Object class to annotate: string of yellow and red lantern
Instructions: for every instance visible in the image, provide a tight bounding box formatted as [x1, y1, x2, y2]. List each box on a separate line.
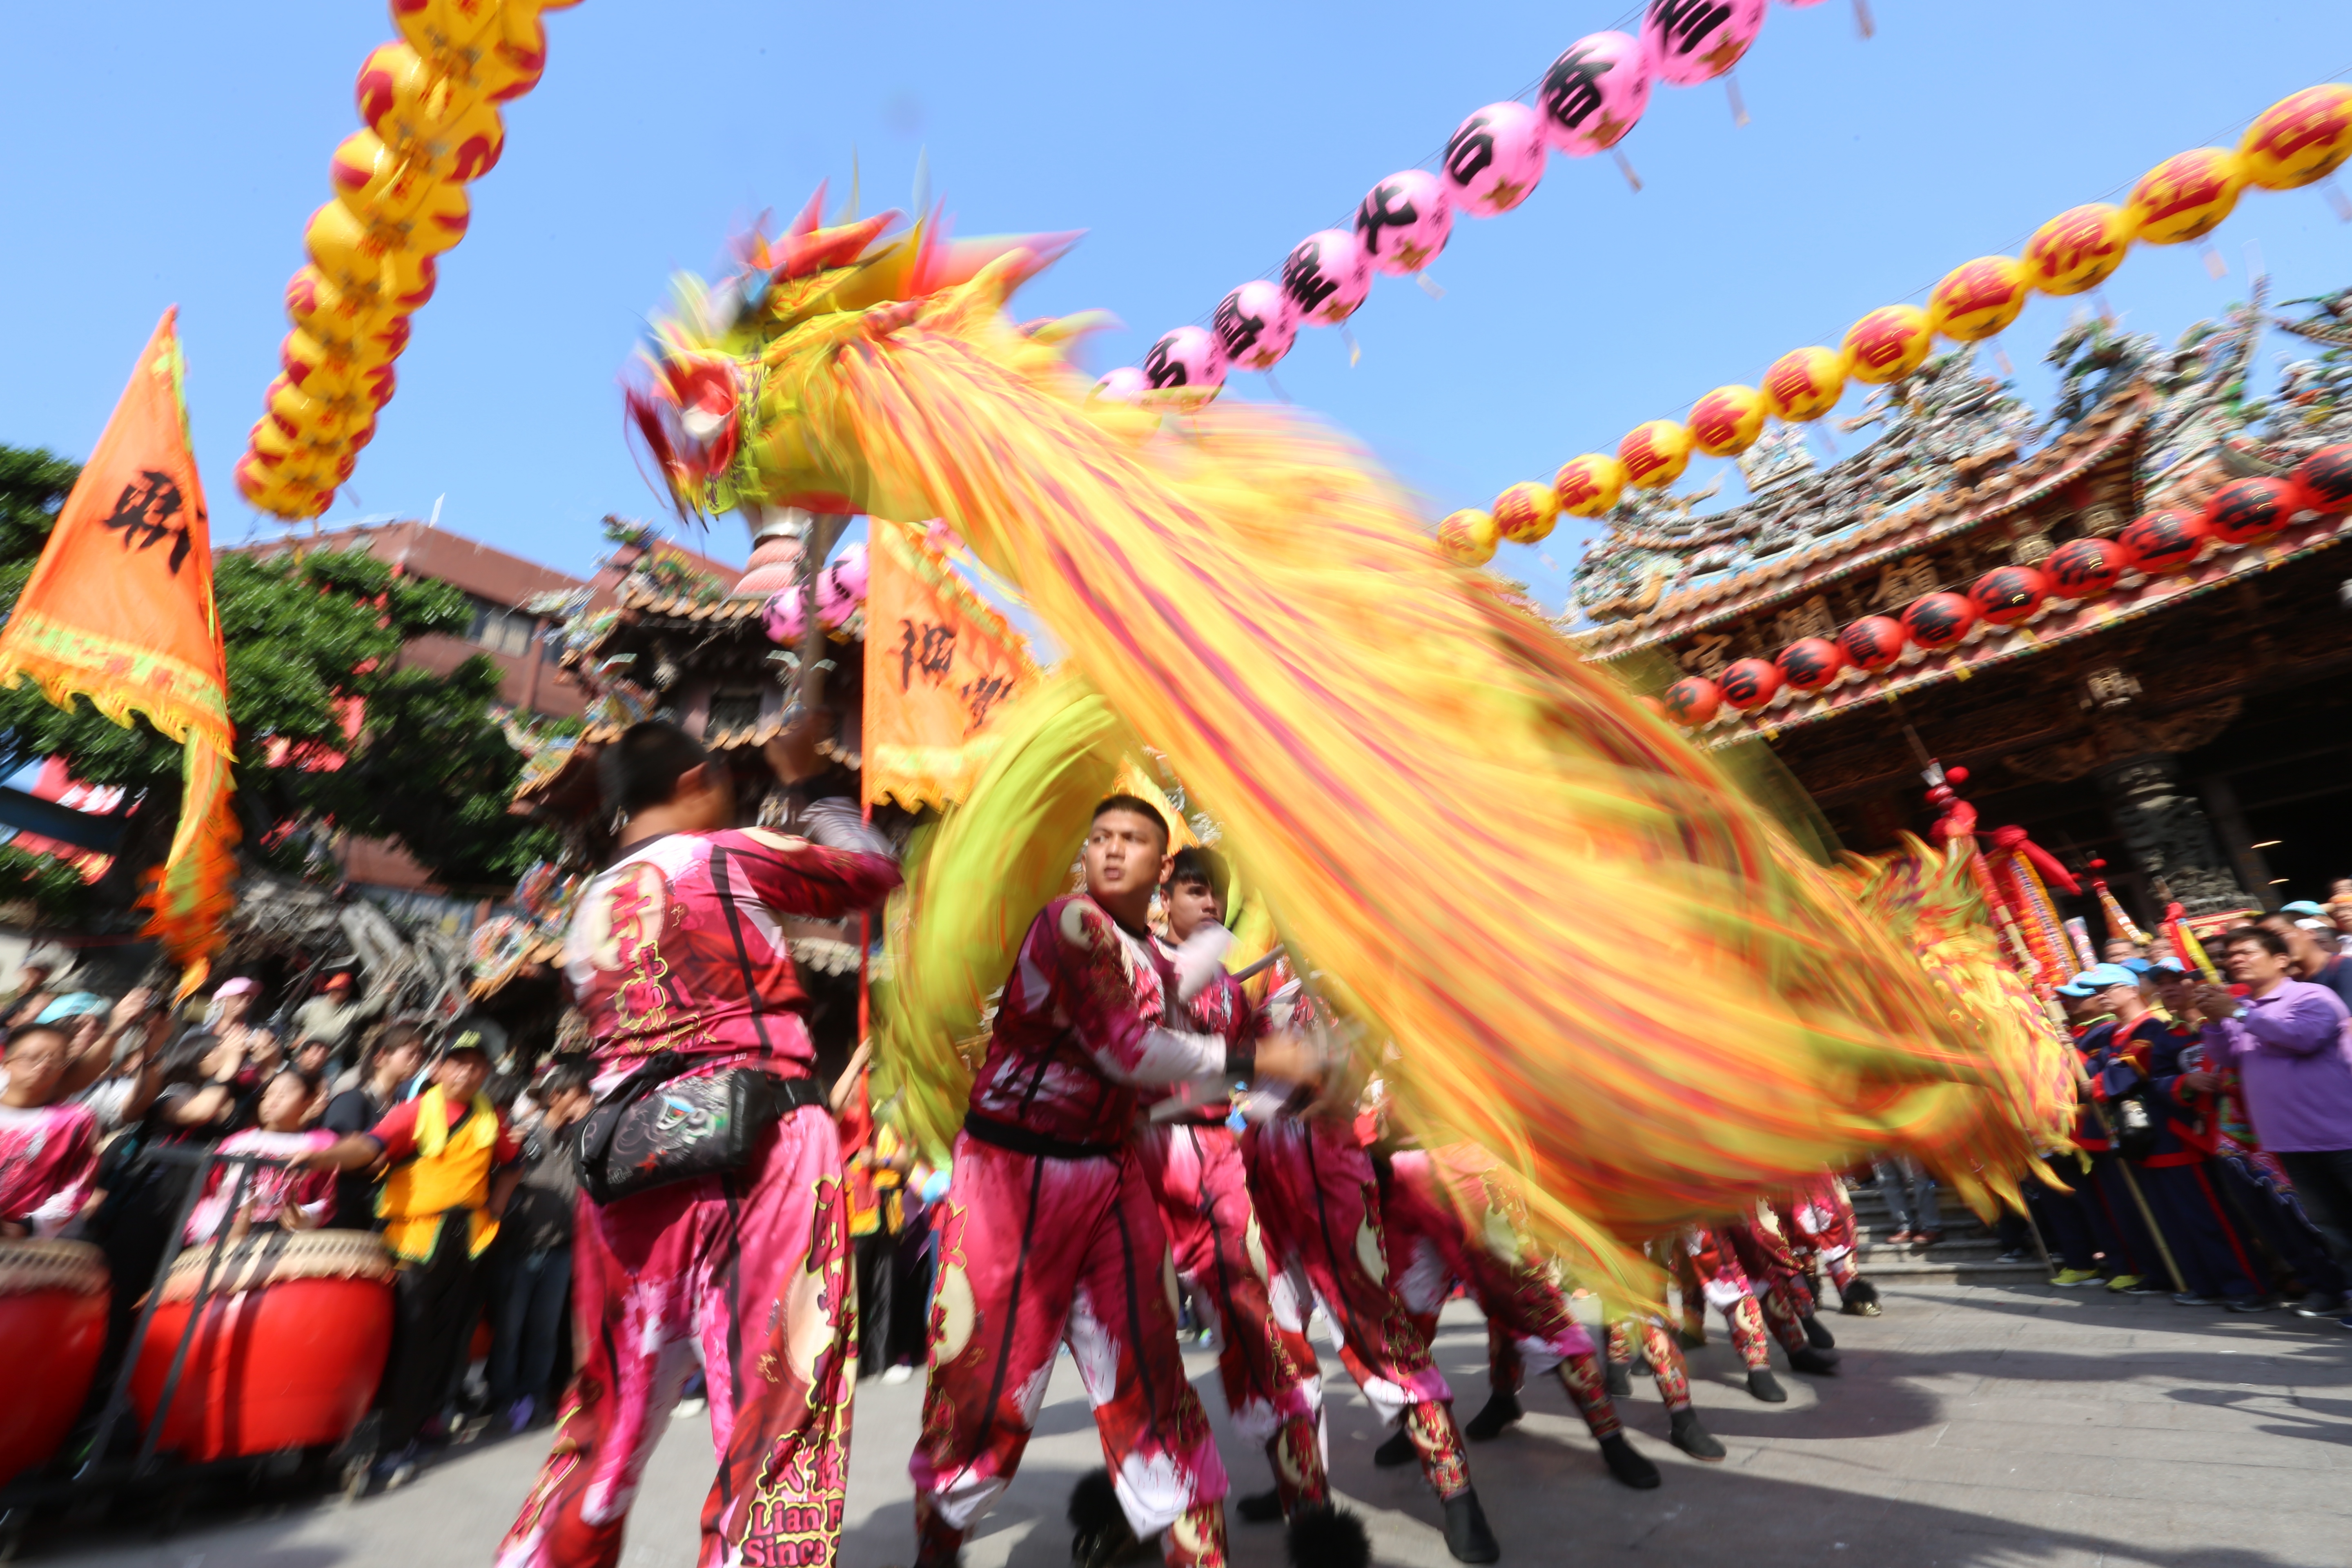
[235, 0, 582, 523]
[1438, 82, 2352, 568]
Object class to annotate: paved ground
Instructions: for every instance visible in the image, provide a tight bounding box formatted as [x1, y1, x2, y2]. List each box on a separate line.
[25, 1281, 2352, 1568]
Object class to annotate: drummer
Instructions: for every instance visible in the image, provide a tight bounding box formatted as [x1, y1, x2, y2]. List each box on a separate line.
[298, 1030, 521, 1487]
[183, 1068, 339, 1247]
[0, 1025, 101, 1238]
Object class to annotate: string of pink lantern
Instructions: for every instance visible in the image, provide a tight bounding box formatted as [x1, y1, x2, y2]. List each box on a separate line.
[1093, 0, 1865, 405]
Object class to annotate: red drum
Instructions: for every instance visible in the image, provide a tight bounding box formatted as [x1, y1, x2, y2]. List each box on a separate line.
[132, 1229, 394, 1461]
[0, 1238, 110, 1486]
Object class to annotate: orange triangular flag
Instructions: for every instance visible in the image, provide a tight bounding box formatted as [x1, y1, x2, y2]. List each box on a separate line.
[0, 309, 238, 983]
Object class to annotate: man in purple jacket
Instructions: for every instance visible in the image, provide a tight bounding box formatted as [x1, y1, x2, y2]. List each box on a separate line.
[2185, 926, 2352, 1329]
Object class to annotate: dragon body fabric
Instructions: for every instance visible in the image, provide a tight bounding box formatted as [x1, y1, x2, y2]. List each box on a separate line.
[632, 201, 2041, 1279]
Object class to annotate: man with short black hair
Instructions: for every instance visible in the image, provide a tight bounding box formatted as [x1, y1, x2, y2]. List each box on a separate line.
[302, 1032, 522, 1483]
[1135, 846, 1344, 1532]
[2258, 911, 2352, 1013]
[2187, 927, 2352, 1329]
[321, 1021, 428, 1232]
[492, 718, 900, 1568]
[911, 795, 1240, 1568]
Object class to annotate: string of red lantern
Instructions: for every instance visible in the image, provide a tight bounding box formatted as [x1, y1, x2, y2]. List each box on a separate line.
[235, 0, 581, 522]
[1440, 82, 2352, 567]
[1656, 444, 2352, 729]
[1093, 0, 1862, 407]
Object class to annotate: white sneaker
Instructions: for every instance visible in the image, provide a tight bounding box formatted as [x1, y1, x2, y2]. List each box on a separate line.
[881, 1364, 914, 1385]
[673, 1396, 708, 1419]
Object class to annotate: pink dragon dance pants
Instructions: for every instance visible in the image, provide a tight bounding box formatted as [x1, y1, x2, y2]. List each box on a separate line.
[1137, 1119, 1330, 1515]
[1381, 1148, 1622, 1441]
[910, 1134, 1228, 1568]
[1778, 1173, 1862, 1297]
[1241, 1120, 1470, 1499]
[1671, 1225, 1791, 1368]
[497, 1104, 855, 1568]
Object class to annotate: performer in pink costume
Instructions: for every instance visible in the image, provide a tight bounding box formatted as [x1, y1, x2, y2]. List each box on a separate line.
[1778, 1171, 1881, 1316]
[910, 796, 1235, 1568]
[1725, 1201, 1846, 1368]
[1241, 966, 1501, 1564]
[497, 721, 900, 1568]
[1669, 1217, 1838, 1405]
[1380, 1143, 1702, 1471]
[0, 1025, 100, 1238]
[1136, 847, 1337, 1539]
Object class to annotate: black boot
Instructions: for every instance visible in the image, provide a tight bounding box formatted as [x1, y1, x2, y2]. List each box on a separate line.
[1788, 1346, 1840, 1376]
[1285, 1502, 1372, 1568]
[1236, 1488, 1284, 1524]
[1839, 1277, 1882, 1317]
[1462, 1390, 1523, 1441]
[1597, 1431, 1661, 1489]
[1372, 1428, 1417, 1468]
[1068, 1468, 1135, 1568]
[1441, 1490, 1501, 1564]
[1746, 1368, 1788, 1403]
[1801, 1314, 1836, 1350]
[1668, 1406, 1726, 1460]
[1603, 1360, 1633, 1399]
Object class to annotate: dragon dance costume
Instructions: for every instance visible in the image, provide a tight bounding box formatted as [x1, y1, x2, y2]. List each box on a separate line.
[499, 815, 900, 1568]
[1237, 969, 1496, 1555]
[1379, 1145, 1678, 1480]
[908, 894, 1231, 1568]
[1134, 951, 1331, 1523]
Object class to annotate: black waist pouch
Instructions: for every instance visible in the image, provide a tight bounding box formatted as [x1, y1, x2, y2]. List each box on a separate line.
[575, 1052, 824, 1205]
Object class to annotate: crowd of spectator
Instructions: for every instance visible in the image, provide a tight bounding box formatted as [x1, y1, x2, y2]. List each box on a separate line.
[2036, 915, 2352, 1328]
[0, 951, 590, 1488]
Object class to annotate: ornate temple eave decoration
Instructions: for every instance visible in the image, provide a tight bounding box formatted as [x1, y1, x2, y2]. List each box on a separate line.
[1577, 391, 2149, 660]
[1686, 510, 2352, 749]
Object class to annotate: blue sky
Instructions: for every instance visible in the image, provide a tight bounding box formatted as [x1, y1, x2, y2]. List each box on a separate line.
[3, 2, 2348, 610]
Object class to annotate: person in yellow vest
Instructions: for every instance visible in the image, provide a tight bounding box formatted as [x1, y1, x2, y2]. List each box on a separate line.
[302, 1027, 521, 1489]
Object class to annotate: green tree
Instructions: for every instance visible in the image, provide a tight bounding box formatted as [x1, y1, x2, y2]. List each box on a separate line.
[0, 442, 555, 919]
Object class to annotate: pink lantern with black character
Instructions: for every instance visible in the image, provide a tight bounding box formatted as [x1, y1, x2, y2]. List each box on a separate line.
[1354, 170, 1452, 276]
[1212, 280, 1299, 372]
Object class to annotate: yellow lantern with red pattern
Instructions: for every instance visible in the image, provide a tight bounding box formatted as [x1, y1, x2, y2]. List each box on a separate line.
[1491, 480, 1560, 544]
[1688, 385, 1766, 457]
[1928, 256, 2030, 342]
[1554, 454, 1626, 518]
[2238, 84, 2352, 191]
[1842, 305, 1933, 385]
[1436, 508, 1500, 564]
[2126, 148, 2247, 244]
[1761, 347, 1847, 423]
[2023, 203, 2136, 296]
[1619, 421, 1693, 490]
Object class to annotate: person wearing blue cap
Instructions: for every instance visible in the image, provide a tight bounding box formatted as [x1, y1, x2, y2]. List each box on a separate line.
[2148, 962, 2349, 1318]
[2046, 971, 2175, 1295]
[2021, 985, 2125, 1286]
[2076, 966, 2264, 1308]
